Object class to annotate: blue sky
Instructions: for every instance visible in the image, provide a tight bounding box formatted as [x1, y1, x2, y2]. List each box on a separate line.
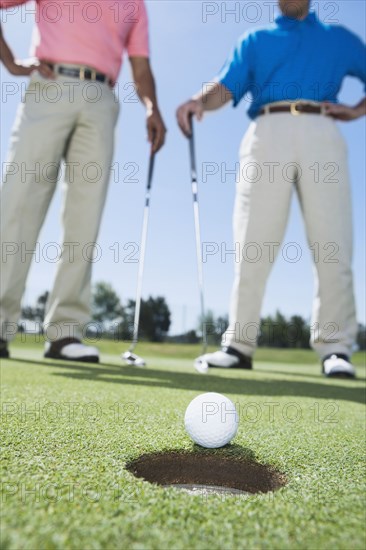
[1, 1, 365, 334]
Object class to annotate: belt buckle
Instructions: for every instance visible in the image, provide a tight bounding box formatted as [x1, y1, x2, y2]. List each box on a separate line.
[80, 67, 85, 81]
[290, 102, 301, 116]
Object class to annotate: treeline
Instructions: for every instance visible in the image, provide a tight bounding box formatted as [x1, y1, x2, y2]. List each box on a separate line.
[92, 282, 170, 342]
[20, 282, 366, 350]
[20, 283, 171, 343]
[171, 310, 366, 351]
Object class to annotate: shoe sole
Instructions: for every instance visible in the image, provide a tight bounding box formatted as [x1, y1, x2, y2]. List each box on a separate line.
[207, 362, 253, 370]
[322, 366, 355, 379]
[323, 372, 355, 379]
[44, 352, 99, 363]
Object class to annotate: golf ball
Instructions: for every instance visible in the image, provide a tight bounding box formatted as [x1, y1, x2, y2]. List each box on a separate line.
[184, 392, 239, 448]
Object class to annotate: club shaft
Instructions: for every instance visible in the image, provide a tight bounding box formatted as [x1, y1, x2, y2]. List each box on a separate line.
[189, 123, 207, 354]
[130, 153, 155, 352]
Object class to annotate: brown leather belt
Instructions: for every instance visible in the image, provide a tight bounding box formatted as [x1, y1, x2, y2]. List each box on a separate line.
[47, 64, 114, 87]
[259, 103, 324, 116]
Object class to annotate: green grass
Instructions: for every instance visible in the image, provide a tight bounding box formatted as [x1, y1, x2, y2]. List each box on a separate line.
[1, 338, 365, 550]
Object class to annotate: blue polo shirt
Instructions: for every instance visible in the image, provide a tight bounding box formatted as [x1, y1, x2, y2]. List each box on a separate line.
[217, 12, 366, 119]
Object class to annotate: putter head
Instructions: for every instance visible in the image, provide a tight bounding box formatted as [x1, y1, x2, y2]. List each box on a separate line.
[194, 356, 209, 374]
[122, 351, 146, 368]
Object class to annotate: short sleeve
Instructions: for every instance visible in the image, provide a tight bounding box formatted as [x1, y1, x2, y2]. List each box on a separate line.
[343, 28, 366, 92]
[216, 33, 253, 107]
[0, 0, 29, 7]
[126, 0, 149, 58]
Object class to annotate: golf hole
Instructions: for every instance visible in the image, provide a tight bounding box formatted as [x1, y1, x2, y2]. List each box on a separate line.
[126, 452, 287, 496]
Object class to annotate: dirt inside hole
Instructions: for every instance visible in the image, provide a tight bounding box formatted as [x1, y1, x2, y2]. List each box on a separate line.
[126, 452, 287, 494]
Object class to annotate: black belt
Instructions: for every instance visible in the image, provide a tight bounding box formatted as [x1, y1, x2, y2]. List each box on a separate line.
[259, 103, 324, 116]
[48, 64, 114, 87]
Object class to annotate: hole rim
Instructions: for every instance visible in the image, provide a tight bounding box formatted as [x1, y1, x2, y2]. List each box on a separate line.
[126, 450, 287, 495]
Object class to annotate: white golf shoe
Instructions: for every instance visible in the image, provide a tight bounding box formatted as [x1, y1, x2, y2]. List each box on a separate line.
[44, 338, 99, 363]
[194, 346, 252, 374]
[322, 354, 356, 378]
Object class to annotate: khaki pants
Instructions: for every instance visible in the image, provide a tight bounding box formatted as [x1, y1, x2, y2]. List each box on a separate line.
[222, 113, 358, 359]
[1, 70, 119, 341]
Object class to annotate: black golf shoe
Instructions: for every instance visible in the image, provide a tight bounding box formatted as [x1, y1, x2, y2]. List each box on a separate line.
[44, 337, 99, 363]
[322, 353, 356, 378]
[0, 339, 9, 359]
[194, 346, 252, 373]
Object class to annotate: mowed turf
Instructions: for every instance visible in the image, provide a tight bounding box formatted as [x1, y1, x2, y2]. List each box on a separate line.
[1, 338, 365, 550]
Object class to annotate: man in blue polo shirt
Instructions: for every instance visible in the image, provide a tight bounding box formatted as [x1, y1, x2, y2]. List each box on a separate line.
[177, 0, 366, 378]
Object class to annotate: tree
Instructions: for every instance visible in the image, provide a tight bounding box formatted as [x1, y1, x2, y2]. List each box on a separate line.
[122, 296, 171, 342]
[21, 291, 49, 321]
[216, 315, 229, 337]
[198, 310, 215, 345]
[92, 282, 123, 322]
[140, 296, 171, 342]
[36, 291, 49, 321]
[357, 324, 366, 351]
[21, 305, 37, 321]
[288, 315, 310, 349]
[184, 330, 200, 344]
[259, 311, 311, 348]
[197, 312, 229, 345]
[259, 315, 275, 347]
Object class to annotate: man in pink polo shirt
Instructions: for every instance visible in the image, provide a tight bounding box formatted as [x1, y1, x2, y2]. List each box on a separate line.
[0, 1, 166, 362]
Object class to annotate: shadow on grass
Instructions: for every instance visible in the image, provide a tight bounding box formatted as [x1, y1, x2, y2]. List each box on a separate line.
[12, 357, 366, 405]
[258, 366, 366, 382]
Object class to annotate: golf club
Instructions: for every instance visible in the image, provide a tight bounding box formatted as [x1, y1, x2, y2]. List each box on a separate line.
[122, 149, 156, 367]
[189, 120, 208, 363]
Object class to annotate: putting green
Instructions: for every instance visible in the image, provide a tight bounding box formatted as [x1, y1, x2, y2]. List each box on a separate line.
[1, 339, 365, 550]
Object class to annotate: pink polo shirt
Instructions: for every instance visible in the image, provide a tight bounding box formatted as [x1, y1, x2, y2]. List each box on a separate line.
[0, 0, 150, 81]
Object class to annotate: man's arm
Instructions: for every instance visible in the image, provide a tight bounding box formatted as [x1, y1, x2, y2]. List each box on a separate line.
[0, 1, 30, 74]
[176, 82, 233, 137]
[0, 23, 33, 75]
[129, 57, 166, 153]
[323, 98, 366, 121]
[0, 23, 54, 77]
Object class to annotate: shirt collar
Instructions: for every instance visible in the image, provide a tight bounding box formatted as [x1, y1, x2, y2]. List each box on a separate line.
[275, 11, 318, 29]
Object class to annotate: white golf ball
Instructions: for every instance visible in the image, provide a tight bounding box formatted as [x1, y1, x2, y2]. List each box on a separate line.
[184, 392, 239, 448]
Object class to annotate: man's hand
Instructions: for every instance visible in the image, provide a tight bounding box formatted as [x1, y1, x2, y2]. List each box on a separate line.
[129, 56, 166, 153]
[1, 25, 55, 79]
[34, 61, 56, 79]
[6, 59, 55, 78]
[322, 100, 366, 121]
[177, 83, 232, 138]
[176, 99, 204, 138]
[147, 108, 166, 153]
[5, 59, 35, 76]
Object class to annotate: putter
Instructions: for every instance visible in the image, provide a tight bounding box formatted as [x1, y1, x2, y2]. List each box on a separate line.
[188, 120, 208, 373]
[122, 149, 156, 367]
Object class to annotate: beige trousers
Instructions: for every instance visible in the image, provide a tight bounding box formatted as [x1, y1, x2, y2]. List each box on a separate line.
[222, 113, 358, 359]
[1, 70, 119, 341]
